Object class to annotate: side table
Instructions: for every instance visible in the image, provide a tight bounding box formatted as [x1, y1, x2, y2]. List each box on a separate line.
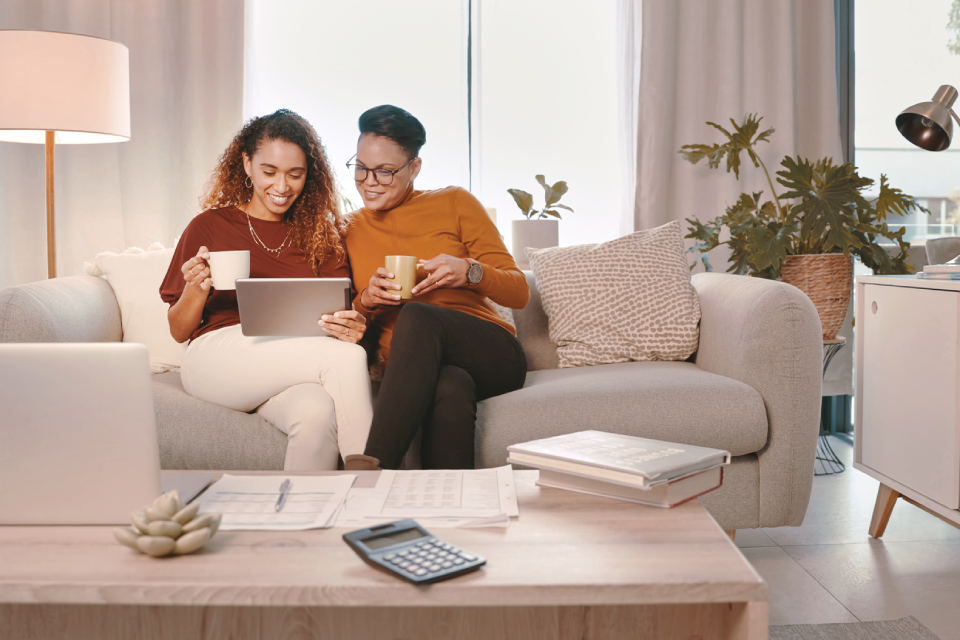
[816, 337, 847, 476]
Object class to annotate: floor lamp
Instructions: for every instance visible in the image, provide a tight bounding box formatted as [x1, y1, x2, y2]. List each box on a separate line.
[0, 30, 130, 279]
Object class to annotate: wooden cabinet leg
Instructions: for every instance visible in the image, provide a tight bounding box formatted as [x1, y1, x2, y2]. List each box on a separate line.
[725, 530, 736, 542]
[869, 483, 900, 538]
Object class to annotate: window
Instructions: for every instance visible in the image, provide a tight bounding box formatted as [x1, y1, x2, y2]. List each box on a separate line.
[855, 0, 960, 243]
[244, 1, 470, 197]
[244, 0, 622, 250]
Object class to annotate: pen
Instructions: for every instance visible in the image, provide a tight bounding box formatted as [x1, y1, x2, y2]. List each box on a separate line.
[275, 478, 291, 512]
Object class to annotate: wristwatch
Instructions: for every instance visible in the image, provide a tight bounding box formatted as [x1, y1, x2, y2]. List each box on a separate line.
[466, 261, 483, 286]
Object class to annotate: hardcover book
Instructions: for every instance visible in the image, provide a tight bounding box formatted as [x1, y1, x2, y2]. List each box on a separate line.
[506, 430, 730, 490]
[922, 264, 960, 274]
[916, 271, 960, 280]
[536, 466, 723, 508]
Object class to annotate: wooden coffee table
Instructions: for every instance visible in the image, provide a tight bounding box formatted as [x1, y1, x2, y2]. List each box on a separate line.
[0, 470, 767, 640]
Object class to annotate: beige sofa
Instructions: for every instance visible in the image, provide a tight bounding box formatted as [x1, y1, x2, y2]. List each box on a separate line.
[0, 271, 822, 531]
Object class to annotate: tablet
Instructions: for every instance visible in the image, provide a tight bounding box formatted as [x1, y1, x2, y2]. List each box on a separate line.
[236, 278, 352, 337]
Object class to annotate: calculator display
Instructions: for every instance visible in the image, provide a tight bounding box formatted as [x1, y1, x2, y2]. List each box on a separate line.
[363, 527, 426, 550]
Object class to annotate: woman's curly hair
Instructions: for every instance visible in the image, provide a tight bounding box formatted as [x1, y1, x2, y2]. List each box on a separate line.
[200, 109, 344, 273]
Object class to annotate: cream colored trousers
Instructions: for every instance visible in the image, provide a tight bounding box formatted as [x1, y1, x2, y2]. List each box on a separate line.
[181, 324, 373, 471]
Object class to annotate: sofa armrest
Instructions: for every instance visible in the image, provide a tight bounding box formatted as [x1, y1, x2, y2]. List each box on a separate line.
[0, 276, 122, 343]
[691, 272, 822, 527]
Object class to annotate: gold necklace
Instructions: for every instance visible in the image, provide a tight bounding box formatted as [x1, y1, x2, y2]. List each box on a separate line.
[245, 210, 290, 256]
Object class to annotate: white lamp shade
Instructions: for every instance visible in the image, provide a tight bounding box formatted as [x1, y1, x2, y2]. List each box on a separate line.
[0, 30, 130, 144]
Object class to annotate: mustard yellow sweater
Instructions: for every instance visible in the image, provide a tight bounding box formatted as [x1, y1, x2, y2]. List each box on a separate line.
[345, 186, 529, 363]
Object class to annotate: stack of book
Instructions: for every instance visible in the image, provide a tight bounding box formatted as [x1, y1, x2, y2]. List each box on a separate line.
[917, 263, 960, 280]
[506, 430, 730, 508]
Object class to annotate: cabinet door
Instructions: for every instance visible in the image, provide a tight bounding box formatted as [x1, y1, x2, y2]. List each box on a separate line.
[861, 284, 960, 509]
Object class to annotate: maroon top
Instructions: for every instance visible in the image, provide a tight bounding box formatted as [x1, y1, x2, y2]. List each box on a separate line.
[160, 207, 351, 342]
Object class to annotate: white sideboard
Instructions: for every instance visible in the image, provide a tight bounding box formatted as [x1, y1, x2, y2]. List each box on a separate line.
[855, 275, 960, 536]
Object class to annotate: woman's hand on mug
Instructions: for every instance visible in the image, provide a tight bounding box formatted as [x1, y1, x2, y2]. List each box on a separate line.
[181, 246, 212, 292]
[413, 254, 468, 295]
[360, 267, 403, 308]
[319, 309, 367, 344]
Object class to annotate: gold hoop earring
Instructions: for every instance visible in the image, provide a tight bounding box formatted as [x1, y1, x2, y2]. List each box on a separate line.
[245, 176, 253, 189]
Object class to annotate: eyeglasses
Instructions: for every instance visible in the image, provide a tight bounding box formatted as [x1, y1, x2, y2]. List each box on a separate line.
[346, 155, 417, 185]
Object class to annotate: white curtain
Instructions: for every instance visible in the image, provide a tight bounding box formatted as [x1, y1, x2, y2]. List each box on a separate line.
[632, 0, 849, 396]
[635, 0, 842, 234]
[0, 0, 244, 288]
[617, 0, 642, 237]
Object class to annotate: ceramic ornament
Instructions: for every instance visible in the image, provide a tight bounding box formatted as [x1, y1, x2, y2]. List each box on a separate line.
[113, 490, 221, 557]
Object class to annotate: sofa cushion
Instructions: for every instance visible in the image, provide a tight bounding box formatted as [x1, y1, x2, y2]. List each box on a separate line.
[152, 372, 286, 470]
[87, 244, 186, 373]
[526, 221, 701, 368]
[475, 360, 768, 468]
[512, 271, 560, 371]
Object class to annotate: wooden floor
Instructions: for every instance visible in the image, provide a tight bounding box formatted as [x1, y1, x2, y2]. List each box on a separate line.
[737, 437, 960, 639]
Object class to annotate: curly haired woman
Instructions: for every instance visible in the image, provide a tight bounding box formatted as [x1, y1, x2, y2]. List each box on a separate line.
[159, 109, 373, 471]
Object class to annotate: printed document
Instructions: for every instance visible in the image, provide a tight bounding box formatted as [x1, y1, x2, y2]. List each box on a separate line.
[196, 474, 355, 531]
[334, 465, 518, 528]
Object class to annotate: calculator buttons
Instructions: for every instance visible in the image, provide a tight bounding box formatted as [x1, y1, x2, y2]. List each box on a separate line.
[398, 561, 411, 569]
[453, 558, 464, 565]
[428, 538, 438, 543]
[425, 554, 437, 561]
[459, 553, 477, 561]
[441, 561, 453, 569]
[415, 569, 428, 576]
[384, 553, 396, 560]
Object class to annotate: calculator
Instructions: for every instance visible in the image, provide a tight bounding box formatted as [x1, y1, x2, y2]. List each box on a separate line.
[342, 519, 486, 584]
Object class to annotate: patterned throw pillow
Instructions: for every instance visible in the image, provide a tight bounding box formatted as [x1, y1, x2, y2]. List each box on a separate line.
[526, 221, 700, 368]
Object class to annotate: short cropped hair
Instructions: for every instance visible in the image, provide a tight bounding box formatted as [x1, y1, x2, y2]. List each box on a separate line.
[358, 105, 427, 159]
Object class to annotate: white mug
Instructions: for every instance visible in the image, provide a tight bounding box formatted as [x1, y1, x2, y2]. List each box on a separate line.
[207, 250, 250, 290]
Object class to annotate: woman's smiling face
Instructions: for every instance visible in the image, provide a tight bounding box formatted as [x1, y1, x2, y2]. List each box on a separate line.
[242, 138, 308, 221]
[354, 133, 421, 212]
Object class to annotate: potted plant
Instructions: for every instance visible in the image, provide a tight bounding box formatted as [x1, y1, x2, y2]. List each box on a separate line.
[508, 175, 573, 269]
[679, 114, 928, 339]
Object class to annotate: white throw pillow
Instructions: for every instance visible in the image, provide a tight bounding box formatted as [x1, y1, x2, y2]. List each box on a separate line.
[526, 221, 701, 368]
[85, 244, 185, 373]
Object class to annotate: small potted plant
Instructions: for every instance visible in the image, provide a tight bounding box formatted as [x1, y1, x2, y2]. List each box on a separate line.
[679, 114, 927, 339]
[508, 175, 573, 268]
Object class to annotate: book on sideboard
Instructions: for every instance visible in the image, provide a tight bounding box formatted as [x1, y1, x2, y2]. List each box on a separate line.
[505, 430, 731, 491]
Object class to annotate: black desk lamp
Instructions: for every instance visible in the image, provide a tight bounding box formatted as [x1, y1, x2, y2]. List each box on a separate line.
[896, 84, 959, 151]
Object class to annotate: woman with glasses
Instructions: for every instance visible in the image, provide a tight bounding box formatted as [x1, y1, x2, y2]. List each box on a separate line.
[342, 104, 529, 471]
[160, 109, 373, 471]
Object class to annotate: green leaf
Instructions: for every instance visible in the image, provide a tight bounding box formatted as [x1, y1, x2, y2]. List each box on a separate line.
[744, 215, 799, 273]
[545, 180, 569, 206]
[776, 156, 869, 254]
[534, 174, 555, 208]
[541, 208, 563, 219]
[874, 174, 930, 221]
[679, 143, 723, 166]
[552, 203, 574, 212]
[678, 114, 774, 180]
[507, 189, 534, 218]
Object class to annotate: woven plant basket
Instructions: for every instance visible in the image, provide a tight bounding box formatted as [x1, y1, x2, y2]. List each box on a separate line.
[779, 254, 852, 340]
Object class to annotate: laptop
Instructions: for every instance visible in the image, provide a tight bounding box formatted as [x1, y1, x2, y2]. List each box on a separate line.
[235, 277, 352, 337]
[0, 343, 209, 525]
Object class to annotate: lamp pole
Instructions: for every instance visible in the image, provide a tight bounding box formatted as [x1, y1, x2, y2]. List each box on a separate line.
[46, 131, 56, 278]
